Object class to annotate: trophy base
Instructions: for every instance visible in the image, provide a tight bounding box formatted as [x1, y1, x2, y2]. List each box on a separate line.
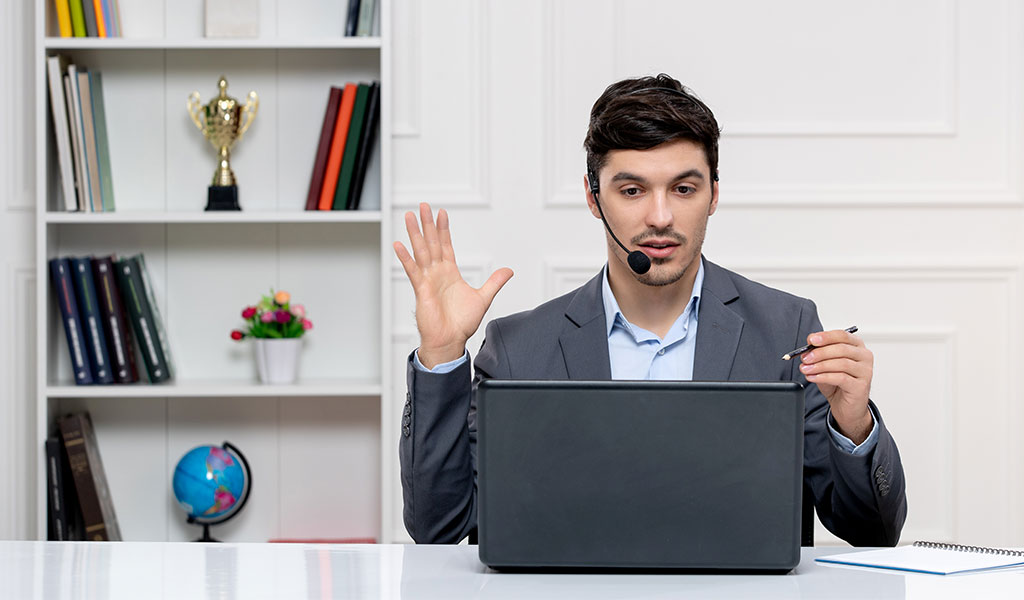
[206, 185, 241, 211]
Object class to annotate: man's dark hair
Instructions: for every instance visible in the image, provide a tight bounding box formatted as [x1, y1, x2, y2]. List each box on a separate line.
[584, 74, 721, 188]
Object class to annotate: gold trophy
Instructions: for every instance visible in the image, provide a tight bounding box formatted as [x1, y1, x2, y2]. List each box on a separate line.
[187, 76, 258, 210]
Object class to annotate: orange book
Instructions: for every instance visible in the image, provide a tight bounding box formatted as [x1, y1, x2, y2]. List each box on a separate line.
[318, 83, 357, 210]
[92, 0, 106, 37]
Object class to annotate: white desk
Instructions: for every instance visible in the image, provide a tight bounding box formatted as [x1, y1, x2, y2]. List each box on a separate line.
[3, 542, 1022, 599]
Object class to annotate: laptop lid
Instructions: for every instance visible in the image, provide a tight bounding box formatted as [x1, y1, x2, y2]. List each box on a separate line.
[476, 380, 804, 572]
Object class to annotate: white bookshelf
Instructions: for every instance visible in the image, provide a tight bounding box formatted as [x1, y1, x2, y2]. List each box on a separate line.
[34, 1, 394, 543]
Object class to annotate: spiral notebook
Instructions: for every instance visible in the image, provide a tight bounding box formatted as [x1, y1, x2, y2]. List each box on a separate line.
[817, 541, 1024, 575]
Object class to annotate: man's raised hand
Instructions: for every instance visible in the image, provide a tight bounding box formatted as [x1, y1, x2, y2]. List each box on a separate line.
[393, 203, 513, 369]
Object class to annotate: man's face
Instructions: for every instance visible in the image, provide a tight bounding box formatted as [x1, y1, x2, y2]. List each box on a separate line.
[586, 139, 718, 287]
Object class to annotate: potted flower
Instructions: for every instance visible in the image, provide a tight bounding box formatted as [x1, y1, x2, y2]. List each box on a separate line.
[231, 290, 312, 384]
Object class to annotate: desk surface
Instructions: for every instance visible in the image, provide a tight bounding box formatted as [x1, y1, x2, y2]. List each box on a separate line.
[3, 542, 1022, 599]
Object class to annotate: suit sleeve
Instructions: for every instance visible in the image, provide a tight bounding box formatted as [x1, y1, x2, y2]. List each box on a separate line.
[399, 320, 509, 544]
[796, 299, 908, 546]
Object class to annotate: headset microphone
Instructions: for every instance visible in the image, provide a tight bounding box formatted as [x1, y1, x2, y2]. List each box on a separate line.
[588, 172, 651, 275]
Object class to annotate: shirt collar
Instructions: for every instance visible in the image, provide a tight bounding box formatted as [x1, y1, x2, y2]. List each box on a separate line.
[601, 258, 705, 337]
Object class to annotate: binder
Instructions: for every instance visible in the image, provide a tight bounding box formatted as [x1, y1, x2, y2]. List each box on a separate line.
[817, 541, 1024, 575]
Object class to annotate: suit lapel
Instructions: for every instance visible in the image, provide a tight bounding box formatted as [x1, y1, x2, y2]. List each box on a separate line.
[559, 271, 612, 380]
[693, 259, 744, 381]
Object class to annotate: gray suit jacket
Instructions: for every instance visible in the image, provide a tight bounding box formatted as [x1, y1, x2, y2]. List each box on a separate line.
[400, 258, 907, 546]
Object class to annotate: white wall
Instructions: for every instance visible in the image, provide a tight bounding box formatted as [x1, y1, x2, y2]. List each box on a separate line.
[3, 0, 1022, 548]
[386, 0, 1024, 547]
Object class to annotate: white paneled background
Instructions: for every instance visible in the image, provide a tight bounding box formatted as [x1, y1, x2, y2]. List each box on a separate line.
[3, 0, 1024, 549]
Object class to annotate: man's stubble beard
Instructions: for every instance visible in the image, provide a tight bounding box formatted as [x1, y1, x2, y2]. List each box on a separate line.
[608, 217, 708, 288]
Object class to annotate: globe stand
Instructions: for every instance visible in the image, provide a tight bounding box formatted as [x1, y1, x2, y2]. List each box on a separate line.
[188, 516, 220, 543]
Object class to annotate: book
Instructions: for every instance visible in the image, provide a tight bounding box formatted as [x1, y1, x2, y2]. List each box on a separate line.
[99, 0, 114, 37]
[49, 258, 93, 385]
[54, 0, 73, 37]
[58, 412, 122, 541]
[77, 70, 104, 212]
[346, 81, 380, 210]
[317, 83, 357, 210]
[92, 256, 139, 384]
[816, 541, 1024, 575]
[115, 255, 171, 383]
[345, 0, 361, 36]
[332, 83, 369, 210]
[81, 0, 97, 37]
[70, 256, 114, 384]
[136, 253, 175, 379]
[305, 86, 343, 211]
[89, 71, 115, 211]
[66, 65, 93, 211]
[63, 72, 87, 211]
[91, 0, 106, 37]
[68, 0, 86, 37]
[110, 0, 122, 36]
[46, 55, 77, 211]
[356, 0, 375, 36]
[45, 437, 64, 540]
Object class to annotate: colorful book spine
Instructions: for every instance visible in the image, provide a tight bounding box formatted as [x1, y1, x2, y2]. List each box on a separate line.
[58, 412, 122, 541]
[46, 55, 77, 211]
[115, 255, 171, 383]
[92, 256, 138, 384]
[54, 0, 73, 37]
[77, 70, 103, 212]
[347, 81, 381, 210]
[70, 256, 113, 384]
[345, 0, 361, 36]
[318, 83, 357, 210]
[306, 87, 343, 211]
[89, 72, 115, 211]
[91, 0, 106, 37]
[49, 258, 93, 385]
[68, 0, 86, 37]
[333, 83, 370, 210]
[81, 0, 97, 37]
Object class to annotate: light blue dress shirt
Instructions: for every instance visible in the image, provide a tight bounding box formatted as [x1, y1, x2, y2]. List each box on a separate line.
[414, 262, 878, 455]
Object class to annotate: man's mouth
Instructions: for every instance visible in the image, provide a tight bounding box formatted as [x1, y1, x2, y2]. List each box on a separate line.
[637, 239, 680, 258]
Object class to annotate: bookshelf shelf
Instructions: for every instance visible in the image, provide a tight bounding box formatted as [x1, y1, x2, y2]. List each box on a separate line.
[46, 378, 382, 398]
[43, 37, 383, 50]
[45, 211, 383, 225]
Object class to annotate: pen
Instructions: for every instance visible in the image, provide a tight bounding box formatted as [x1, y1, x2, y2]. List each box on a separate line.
[781, 326, 858, 361]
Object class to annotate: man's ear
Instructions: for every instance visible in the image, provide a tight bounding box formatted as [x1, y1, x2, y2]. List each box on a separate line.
[708, 179, 719, 216]
[584, 174, 601, 219]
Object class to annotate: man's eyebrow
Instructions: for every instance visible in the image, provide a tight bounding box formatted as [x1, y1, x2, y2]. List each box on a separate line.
[609, 169, 706, 184]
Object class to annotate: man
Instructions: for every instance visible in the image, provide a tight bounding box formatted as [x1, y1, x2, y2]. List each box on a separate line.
[394, 74, 907, 547]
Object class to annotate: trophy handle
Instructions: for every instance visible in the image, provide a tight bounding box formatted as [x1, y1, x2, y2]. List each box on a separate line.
[186, 92, 206, 134]
[237, 91, 259, 140]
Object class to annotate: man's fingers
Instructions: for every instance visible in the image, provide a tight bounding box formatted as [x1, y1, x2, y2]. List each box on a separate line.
[419, 202, 443, 261]
[479, 267, 514, 304]
[799, 343, 871, 365]
[799, 357, 871, 380]
[437, 208, 456, 262]
[807, 329, 863, 348]
[405, 210, 431, 266]
[393, 241, 421, 285]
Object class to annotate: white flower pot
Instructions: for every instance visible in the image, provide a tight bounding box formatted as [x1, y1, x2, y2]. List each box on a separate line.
[253, 338, 302, 384]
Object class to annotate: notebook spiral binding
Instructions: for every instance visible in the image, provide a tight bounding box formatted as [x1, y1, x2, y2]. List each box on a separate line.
[913, 541, 1024, 557]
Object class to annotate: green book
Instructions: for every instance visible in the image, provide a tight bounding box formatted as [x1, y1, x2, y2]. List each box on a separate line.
[68, 0, 87, 37]
[90, 72, 115, 211]
[332, 83, 369, 210]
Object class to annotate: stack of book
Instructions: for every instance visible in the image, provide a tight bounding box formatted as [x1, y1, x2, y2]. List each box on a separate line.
[46, 55, 115, 213]
[49, 254, 174, 386]
[46, 411, 121, 541]
[52, 0, 123, 38]
[305, 82, 381, 211]
[344, 0, 378, 37]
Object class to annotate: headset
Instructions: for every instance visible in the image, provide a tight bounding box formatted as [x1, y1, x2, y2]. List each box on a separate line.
[587, 86, 719, 275]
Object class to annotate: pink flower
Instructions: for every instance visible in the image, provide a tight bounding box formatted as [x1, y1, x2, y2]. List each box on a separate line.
[230, 330, 244, 341]
[241, 306, 257, 319]
[275, 310, 291, 323]
[301, 318, 313, 330]
[260, 311, 274, 323]
[291, 304, 306, 318]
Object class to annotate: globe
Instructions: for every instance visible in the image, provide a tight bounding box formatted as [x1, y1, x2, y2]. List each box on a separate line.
[172, 442, 251, 541]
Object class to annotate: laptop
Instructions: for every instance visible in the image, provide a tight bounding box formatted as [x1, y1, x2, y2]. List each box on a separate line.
[476, 380, 805, 572]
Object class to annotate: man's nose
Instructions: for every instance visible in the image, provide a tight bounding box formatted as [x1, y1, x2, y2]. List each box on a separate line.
[644, 191, 673, 229]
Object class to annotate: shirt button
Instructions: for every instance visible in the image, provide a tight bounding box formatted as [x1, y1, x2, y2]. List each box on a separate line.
[658, 349, 665, 355]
